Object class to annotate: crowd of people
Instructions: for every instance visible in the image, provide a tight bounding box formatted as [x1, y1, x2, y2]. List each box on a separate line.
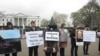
[0, 18, 100, 56]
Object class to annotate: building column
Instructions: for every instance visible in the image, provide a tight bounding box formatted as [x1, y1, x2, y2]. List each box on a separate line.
[37, 19, 40, 26]
[35, 20, 37, 26]
[12, 18, 14, 26]
[22, 18, 25, 29]
[22, 18, 24, 26]
[18, 17, 19, 26]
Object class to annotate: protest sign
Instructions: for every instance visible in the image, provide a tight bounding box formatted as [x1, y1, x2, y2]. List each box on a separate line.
[76, 30, 83, 39]
[0, 30, 21, 54]
[0, 30, 20, 39]
[83, 31, 96, 42]
[25, 31, 44, 47]
[45, 32, 59, 41]
[76, 30, 83, 46]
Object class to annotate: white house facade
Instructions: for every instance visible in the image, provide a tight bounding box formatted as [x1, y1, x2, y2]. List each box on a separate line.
[0, 13, 41, 27]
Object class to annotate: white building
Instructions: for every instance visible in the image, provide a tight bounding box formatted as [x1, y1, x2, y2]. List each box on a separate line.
[0, 13, 41, 27]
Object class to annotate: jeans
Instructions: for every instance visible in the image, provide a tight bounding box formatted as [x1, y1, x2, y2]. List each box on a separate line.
[83, 42, 90, 54]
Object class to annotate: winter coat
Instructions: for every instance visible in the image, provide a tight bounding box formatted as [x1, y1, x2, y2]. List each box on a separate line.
[44, 17, 59, 52]
[59, 29, 69, 48]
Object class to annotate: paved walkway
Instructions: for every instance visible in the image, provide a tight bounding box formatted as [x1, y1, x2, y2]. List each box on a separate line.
[0, 38, 100, 56]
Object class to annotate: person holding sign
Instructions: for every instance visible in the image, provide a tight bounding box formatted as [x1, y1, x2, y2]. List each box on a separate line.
[69, 25, 78, 56]
[83, 25, 91, 55]
[59, 23, 69, 56]
[25, 21, 40, 56]
[43, 17, 59, 56]
[5, 22, 18, 56]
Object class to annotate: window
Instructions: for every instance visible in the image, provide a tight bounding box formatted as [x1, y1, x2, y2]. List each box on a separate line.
[3, 19, 4, 21]
[6, 19, 8, 21]
[19, 18, 22, 26]
[28, 20, 30, 22]
[14, 17, 18, 26]
[38, 24, 39, 26]
[14, 17, 17, 19]
[38, 20, 39, 22]
[35, 20, 36, 22]
[10, 19, 12, 21]
[24, 18, 27, 25]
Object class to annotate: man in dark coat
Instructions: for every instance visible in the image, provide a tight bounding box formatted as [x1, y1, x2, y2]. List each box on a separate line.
[70, 25, 78, 56]
[25, 21, 40, 56]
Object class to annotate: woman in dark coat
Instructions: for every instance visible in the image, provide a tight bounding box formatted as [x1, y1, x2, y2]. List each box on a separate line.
[43, 18, 59, 56]
[5, 22, 17, 56]
[25, 21, 40, 56]
[59, 23, 69, 56]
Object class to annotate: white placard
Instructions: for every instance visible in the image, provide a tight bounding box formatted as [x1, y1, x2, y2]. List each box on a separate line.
[76, 42, 83, 46]
[45, 32, 59, 41]
[83, 31, 96, 42]
[25, 31, 44, 47]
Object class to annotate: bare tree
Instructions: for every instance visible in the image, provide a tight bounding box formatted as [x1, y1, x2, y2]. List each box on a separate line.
[41, 19, 49, 27]
[53, 12, 67, 27]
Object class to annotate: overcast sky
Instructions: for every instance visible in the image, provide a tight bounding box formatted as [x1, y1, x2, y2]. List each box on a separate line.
[0, 0, 89, 17]
[0, 0, 90, 23]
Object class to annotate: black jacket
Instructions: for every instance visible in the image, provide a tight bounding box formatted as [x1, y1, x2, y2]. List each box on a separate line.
[44, 17, 59, 52]
[25, 27, 40, 32]
[70, 28, 76, 45]
[25, 26, 40, 47]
